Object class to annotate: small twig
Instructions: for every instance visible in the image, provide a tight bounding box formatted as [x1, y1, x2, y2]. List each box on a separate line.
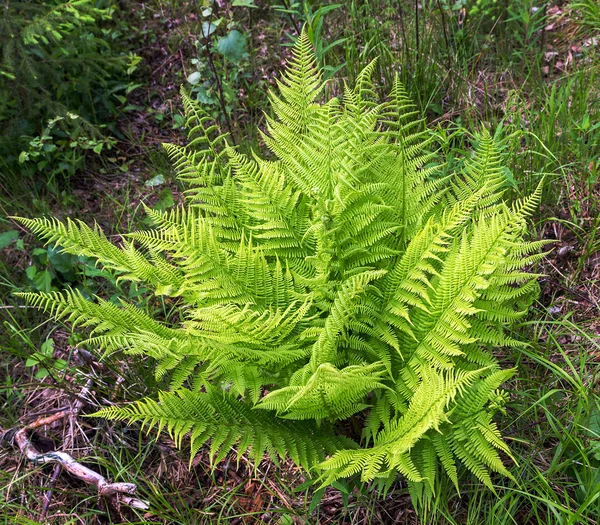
[398, 5, 409, 67]
[281, 0, 301, 36]
[179, 49, 186, 78]
[20, 406, 72, 424]
[75, 348, 109, 375]
[1, 382, 149, 511]
[41, 464, 62, 520]
[64, 378, 93, 450]
[0, 305, 36, 309]
[12, 426, 149, 510]
[151, 53, 178, 76]
[414, 0, 420, 57]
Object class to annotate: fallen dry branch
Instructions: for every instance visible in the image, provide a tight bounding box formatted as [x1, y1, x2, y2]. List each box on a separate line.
[0, 394, 149, 511]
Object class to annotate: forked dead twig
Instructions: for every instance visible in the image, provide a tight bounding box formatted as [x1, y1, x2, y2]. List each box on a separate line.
[0, 383, 149, 511]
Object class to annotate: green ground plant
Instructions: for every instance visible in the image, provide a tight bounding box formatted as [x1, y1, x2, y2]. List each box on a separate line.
[0, 0, 139, 196]
[2, 1, 599, 523]
[15, 32, 548, 511]
[186, 6, 250, 131]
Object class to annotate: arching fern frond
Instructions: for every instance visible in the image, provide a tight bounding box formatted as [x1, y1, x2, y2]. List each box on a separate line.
[93, 386, 355, 469]
[13, 216, 184, 294]
[258, 362, 388, 421]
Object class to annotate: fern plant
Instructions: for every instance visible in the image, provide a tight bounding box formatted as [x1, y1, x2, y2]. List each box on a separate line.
[15, 31, 546, 504]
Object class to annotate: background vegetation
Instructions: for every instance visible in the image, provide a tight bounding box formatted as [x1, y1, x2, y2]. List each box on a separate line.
[0, 0, 599, 523]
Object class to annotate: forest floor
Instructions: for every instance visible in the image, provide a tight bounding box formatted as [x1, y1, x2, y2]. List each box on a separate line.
[1, 1, 599, 524]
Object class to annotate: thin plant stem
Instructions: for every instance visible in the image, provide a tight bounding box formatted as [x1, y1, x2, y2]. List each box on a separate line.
[201, 11, 235, 142]
[436, 0, 453, 81]
[414, 0, 420, 56]
[281, 0, 301, 35]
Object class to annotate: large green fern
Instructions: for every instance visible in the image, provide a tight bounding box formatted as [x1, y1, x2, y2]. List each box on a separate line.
[15, 31, 546, 504]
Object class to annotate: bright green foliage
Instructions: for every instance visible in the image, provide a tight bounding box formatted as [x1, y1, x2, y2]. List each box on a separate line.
[15, 31, 545, 502]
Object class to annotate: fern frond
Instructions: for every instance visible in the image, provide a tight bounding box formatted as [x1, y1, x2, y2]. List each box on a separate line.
[13, 216, 184, 294]
[445, 130, 507, 209]
[352, 57, 379, 111]
[228, 149, 312, 257]
[309, 269, 387, 369]
[381, 74, 427, 146]
[267, 28, 323, 138]
[93, 387, 355, 469]
[15, 289, 196, 362]
[180, 87, 230, 161]
[187, 298, 312, 347]
[318, 368, 486, 484]
[258, 362, 388, 421]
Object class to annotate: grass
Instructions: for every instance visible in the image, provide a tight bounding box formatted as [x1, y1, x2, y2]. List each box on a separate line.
[1, 0, 599, 523]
